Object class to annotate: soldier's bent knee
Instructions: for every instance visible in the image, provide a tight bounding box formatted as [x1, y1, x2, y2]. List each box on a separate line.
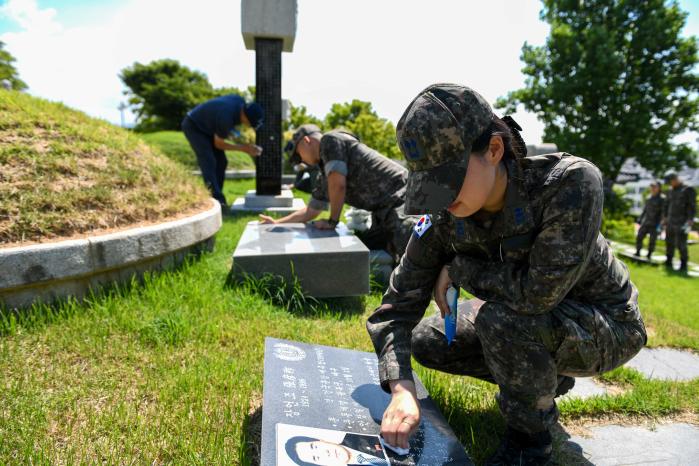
[411, 318, 441, 368]
[473, 301, 512, 335]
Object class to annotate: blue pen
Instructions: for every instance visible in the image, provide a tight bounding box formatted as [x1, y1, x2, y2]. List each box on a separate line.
[445, 285, 458, 345]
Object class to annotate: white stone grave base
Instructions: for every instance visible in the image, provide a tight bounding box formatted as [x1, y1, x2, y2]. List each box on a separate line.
[231, 189, 305, 214]
[232, 222, 369, 297]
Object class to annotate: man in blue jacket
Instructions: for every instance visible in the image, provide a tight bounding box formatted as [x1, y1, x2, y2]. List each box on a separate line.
[182, 95, 264, 206]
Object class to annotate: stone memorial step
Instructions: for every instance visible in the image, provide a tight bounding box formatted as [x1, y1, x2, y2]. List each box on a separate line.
[232, 222, 369, 297]
[231, 189, 306, 214]
[261, 338, 473, 465]
[193, 169, 297, 182]
[563, 423, 699, 465]
[624, 347, 699, 381]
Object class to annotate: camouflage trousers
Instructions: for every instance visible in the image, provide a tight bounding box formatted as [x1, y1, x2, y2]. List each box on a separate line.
[356, 203, 416, 263]
[635, 223, 659, 254]
[666, 225, 689, 263]
[411, 297, 646, 434]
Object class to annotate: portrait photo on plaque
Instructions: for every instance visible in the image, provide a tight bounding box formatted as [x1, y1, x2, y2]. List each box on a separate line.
[277, 423, 391, 466]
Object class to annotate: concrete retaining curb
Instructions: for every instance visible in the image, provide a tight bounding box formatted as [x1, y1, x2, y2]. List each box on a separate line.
[0, 199, 222, 309]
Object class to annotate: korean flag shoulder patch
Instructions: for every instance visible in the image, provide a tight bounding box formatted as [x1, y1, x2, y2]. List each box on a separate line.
[414, 214, 432, 238]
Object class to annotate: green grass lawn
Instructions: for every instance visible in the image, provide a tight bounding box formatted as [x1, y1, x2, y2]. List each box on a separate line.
[139, 131, 255, 171]
[1, 179, 698, 464]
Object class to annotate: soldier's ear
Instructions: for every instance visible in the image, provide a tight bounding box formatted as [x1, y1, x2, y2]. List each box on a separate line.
[486, 135, 505, 166]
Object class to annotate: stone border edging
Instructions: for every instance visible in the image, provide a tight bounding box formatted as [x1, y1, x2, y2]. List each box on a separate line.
[0, 198, 222, 309]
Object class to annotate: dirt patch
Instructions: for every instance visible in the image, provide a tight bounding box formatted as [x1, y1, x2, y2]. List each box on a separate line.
[561, 411, 699, 437]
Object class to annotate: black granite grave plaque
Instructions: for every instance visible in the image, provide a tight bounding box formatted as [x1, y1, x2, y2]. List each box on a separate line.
[255, 37, 283, 196]
[261, 338, 473, 466]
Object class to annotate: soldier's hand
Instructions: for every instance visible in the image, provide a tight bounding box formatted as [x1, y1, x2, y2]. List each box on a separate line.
[312, 219, 335, 230]
[382, 380, 420, 450]
[258, 214, 276, 224]
[433, 265, 453, 318]
[244, 144, 263, 157]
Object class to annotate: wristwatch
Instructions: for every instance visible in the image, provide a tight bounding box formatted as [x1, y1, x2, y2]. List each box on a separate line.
[327, 218, 339, 227]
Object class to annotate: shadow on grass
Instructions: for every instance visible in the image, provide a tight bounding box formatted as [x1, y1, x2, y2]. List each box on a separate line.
[225, 269, 368, 320]
[241, 405, 263, 466]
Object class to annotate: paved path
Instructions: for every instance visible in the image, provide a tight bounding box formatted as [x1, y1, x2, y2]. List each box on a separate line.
[561, 377, 609, 401]
[610, 240, 699, 277]
[625, 347, 699, 381]
[562, 423, 699, 465]
[556, 348, 699, 464]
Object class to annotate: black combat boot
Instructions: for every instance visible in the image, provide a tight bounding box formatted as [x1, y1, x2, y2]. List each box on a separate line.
[679, 260, 688, 273]
[664, 259, 674, 269]
[484, 427, 553, 466]
[555, 376, 575, 398]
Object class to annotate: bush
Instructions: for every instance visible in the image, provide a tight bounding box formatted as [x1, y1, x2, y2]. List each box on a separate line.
[601, 216, 636, 243]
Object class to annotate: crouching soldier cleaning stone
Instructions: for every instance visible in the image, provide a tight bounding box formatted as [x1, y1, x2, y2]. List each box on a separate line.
[260, 124, 415, 262]
[366, 84, 647, 465]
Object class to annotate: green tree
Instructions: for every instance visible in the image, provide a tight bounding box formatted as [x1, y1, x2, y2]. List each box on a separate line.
[498, 0, 699, 179]
[120, 60, 251, 132]
[283, 102, 322, 132]
[0, 41, 27, 91]
[323, 99, 401, 159]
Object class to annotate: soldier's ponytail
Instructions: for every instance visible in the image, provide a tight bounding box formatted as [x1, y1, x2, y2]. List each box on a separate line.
[471, 115, 527, 161]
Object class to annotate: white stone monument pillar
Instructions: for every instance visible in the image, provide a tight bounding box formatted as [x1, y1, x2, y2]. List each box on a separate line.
[233, 0, 304, 214]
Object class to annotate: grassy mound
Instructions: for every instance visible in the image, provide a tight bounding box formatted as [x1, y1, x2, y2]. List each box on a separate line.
[0, 90, 211, 246]
[139, 130, 256, 170]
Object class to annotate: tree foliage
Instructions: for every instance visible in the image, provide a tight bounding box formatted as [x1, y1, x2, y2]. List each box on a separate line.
[498, 0, 699, 179]
[120, 59, 251, 132]
[283, 99, 402, 159]
[283, 103, 323, 132]
[323, 99, 401, 159]
[0, 41, 27, 91]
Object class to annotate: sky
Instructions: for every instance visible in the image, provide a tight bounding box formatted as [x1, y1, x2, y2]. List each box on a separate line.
[2, 0, 699, 145]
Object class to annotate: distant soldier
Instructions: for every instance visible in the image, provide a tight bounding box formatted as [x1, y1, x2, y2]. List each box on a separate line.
[663, 172, 697, 272]
[635, 181, 665, 259]
[261, 124, 415, 262]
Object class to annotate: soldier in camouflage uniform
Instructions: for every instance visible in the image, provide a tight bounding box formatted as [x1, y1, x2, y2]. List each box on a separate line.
[366, 84, 647, 465]
[635, 181, 665, 259]
[261, 124, 415, 261]
[663, 172, 696, 272]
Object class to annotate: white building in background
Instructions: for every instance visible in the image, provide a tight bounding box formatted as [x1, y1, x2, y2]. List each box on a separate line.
[615, 158, 699, 217]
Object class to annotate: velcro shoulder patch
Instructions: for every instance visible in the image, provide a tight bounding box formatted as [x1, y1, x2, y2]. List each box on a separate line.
[414, 214, 432, 238]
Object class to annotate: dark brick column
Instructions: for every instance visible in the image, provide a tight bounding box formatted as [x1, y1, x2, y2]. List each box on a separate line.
[254, 38, 283, 195]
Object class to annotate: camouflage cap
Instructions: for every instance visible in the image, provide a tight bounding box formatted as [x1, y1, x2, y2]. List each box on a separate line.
[397, 83, 494, 214]
[285, 124, 322, 165]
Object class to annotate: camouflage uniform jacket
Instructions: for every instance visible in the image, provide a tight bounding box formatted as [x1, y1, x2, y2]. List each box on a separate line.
[367, 153, 639, 389]
[308, 131, 408, 212]
[664, 184, 697, 227]
[638, 194, 665, 227]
